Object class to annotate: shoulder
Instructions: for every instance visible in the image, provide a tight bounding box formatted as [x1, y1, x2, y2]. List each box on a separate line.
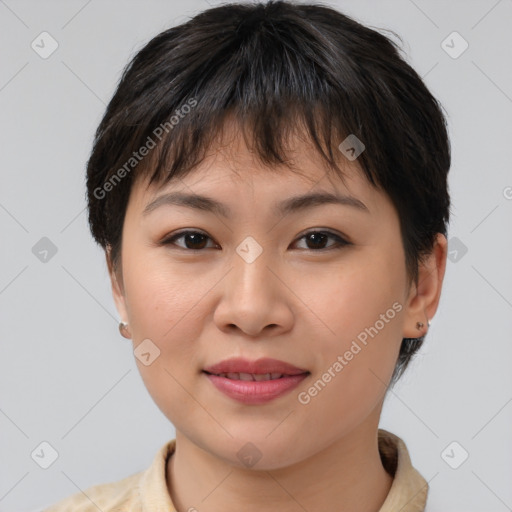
[42, 470, 143, 512]
[42, 439, 176, 512]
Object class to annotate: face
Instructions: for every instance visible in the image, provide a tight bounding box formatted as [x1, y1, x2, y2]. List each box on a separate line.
[108, 123, 433, 469]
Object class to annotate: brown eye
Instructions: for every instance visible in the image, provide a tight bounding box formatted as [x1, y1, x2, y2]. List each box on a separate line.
[162, 231, 217, 250]
[293, 230, 350, 251]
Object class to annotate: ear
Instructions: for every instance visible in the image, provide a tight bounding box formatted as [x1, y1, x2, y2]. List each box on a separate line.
[402, 233, 448, 338]
[105, 246, 129, 323]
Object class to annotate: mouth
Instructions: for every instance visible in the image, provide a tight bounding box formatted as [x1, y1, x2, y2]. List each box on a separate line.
[201, 357, 310, 404]
[202, 371, 307, 381]
[202, 356, 309, 377]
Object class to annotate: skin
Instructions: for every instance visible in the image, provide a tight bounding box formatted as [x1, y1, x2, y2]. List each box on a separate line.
[107, 120, 447, 512]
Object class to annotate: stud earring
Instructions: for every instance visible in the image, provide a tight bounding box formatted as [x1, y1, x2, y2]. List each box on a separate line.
[415, 318, 431, 332]
[119, 321, 131, 339]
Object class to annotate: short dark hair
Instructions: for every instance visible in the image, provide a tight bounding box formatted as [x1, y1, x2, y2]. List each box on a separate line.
[86, 0, 450, 386]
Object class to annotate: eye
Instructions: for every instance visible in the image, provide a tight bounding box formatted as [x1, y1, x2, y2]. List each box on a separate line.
[161, 230, 219, 251]
[292, 230, 351, 251]
[160, 229, 351, 252]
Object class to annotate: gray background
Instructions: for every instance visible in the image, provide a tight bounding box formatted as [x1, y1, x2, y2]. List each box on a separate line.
[1, 0, 511, 511]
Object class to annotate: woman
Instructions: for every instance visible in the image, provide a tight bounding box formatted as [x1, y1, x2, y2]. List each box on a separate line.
[45, 1, 449, 510]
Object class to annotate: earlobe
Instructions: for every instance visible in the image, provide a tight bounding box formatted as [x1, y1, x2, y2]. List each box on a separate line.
[402, 233, 448, 338]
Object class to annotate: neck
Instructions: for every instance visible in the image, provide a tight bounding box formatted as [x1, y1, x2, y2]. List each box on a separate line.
[166, 421, 393, 512]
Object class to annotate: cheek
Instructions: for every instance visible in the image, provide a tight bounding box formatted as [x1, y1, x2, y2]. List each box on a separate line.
[294, 296, 402, 446]
[292, 249, 405, 411]
[122, 245, 213, 336]
[295, 248, 406, 343]
[119, 252, 210, 386]
[121, 256, 212, 423]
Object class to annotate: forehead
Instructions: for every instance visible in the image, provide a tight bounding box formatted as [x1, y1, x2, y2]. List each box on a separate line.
[132, 121, 376, 209]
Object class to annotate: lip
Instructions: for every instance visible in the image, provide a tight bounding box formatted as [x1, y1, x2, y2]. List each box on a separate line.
[203, 357, 309, 376]
[202, 357, 310, 405]
[204, 372, 309, 404]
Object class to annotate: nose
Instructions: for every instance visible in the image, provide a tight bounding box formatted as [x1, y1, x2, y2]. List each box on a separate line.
[213, 247, 294, 337]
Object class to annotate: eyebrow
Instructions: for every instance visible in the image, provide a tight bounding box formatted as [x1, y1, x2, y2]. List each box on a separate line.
[142, 190, 369, 218]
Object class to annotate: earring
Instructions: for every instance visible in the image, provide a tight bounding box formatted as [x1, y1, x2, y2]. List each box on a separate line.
[119, 321, 131, 339]
[416, 318, 431, 332]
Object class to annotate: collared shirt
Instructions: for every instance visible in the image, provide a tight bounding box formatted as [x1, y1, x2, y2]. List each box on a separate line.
[42, 428, 428, 511]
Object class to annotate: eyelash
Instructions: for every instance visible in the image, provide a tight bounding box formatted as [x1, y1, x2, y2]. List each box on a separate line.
[160, 229, 351, 252]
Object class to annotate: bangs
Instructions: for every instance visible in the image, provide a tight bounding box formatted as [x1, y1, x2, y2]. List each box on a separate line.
[136, 105, 367, 192]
